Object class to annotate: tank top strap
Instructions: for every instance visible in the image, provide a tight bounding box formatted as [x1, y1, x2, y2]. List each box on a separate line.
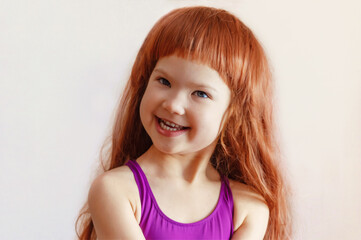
[221, 176, 234, 203]
[221, 175, 235, 233]
[125, 160, 149, 211]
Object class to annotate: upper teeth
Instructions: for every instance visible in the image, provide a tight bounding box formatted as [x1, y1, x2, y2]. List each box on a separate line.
[164, 120, 180, 128]
[160, 119, 183, 131]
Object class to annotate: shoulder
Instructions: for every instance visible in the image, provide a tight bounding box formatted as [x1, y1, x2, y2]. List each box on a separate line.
[88, 165, 139, 216]
[229, 180, 269, 240]
[90, 164, 136, 187]
[88, 165, 144, 239]
[88, 165, 136, 202]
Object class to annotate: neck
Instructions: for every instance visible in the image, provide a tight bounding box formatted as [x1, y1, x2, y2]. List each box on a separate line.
[137, 144, 219, 183]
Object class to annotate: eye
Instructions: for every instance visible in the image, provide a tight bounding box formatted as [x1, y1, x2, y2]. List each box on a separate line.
[158, 78, 171, 87]
[193, 91, 209, 99]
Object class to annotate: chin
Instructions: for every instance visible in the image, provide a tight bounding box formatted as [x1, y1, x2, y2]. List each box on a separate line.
[153, 144, 181, 155]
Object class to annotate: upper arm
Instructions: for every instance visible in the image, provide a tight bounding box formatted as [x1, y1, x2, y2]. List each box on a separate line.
[88, 173, 145, 240]
[231, 201, 269, 240]
[230, 181, 270, 240]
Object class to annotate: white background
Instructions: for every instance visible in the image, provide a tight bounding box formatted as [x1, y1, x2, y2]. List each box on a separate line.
[1, 0, 360, 239]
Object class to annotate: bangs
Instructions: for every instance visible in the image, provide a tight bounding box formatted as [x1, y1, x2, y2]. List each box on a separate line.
[146, 7, 246, 84]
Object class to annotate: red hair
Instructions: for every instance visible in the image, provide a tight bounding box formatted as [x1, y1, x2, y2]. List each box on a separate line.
[76, 6, 291, 239]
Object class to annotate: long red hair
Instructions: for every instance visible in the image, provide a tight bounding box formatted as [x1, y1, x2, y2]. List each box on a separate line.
[76, 6, 291, 239]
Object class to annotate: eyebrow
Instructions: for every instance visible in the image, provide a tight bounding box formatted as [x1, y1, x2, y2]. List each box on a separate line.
[153, 68, 218, 93]
[153, 68, 171, 78]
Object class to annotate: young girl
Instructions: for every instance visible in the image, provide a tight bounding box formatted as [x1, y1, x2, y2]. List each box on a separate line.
[76, 6, 291, 240]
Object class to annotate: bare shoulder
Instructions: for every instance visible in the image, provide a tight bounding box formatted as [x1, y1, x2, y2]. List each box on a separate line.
[89, 165, 138, 204]
[88, 165, 140, 217]
[88, 165, 144, 239]
[91, 164, 136, 189]
[229, 180, 269, 240]
[229, 180, 269, 210]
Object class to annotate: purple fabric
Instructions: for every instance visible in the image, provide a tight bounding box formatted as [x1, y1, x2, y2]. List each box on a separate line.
[126, 160, 234, 240]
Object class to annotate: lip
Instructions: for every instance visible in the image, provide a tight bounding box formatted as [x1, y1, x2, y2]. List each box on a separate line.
[155, 116, 189, 137]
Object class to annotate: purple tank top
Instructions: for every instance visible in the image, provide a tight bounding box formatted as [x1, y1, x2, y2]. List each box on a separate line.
[126, 160, 234, 240]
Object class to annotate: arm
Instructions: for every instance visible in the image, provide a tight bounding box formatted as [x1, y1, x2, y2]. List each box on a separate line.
[88, 173, 145, 240]
[229, 181, 270, 240]
[231, 201, 269, 240]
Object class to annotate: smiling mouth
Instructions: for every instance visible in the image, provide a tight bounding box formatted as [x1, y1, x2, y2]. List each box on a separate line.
[157, 117, 189, 131]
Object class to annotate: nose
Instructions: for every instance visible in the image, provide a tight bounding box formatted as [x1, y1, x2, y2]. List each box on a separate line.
[162, 92, 186, 115]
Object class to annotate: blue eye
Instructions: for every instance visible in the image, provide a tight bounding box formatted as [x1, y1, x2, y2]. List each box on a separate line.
[159, 78, 171, 87]
[194, 91, 209, 98]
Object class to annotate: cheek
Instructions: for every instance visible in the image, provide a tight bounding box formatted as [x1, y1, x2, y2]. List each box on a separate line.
[199, 105, 229, 134]
[139, 99, 146, 128]
[190, 108, 224, 135]
[139, 90, 152, 124]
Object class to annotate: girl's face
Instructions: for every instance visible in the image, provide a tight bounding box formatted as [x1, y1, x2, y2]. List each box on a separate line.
[139, 55, 231, 156]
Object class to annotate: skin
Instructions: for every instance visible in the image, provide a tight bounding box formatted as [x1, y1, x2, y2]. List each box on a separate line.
[88, 55, 269, 239]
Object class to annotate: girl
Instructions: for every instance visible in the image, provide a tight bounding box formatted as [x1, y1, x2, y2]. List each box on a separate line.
[76, 6, 291, 240]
